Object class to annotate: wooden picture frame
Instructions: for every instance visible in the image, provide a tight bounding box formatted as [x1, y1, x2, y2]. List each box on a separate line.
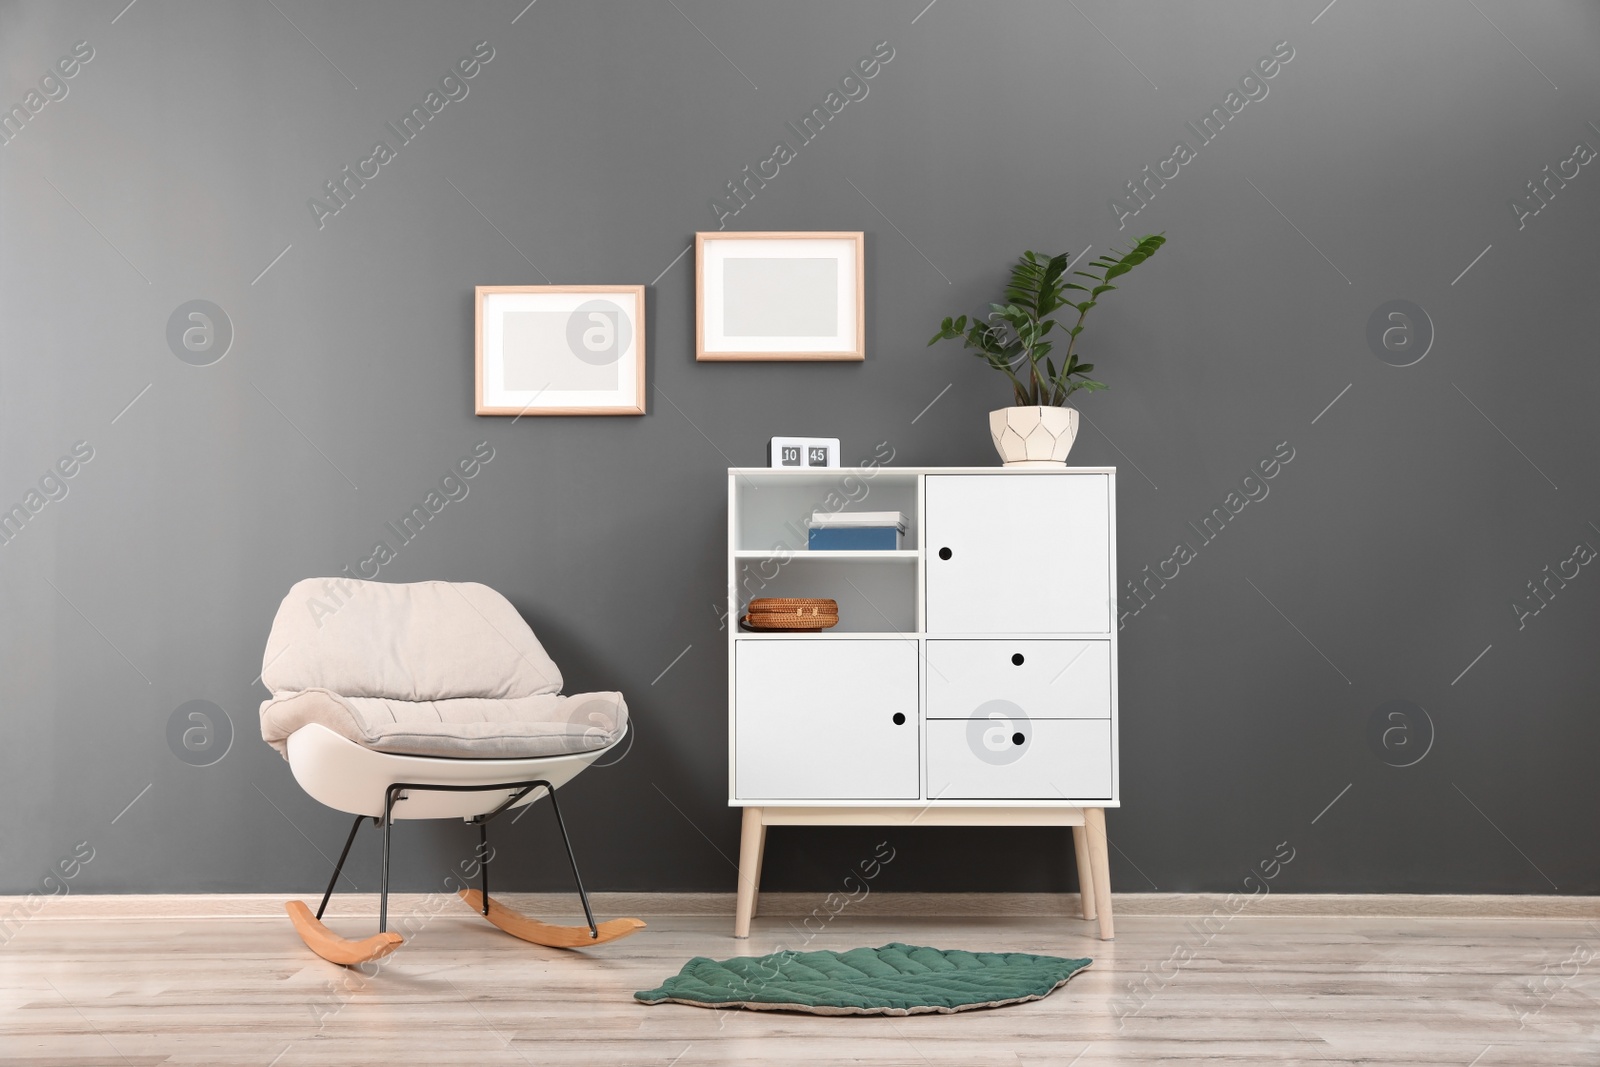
[475, 285, 646, 416]
[696, 232, 865, 361]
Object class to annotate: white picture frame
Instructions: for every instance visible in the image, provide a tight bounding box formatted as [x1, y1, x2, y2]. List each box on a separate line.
[696, 232, 864, 361]
[475, 285, 646, 416]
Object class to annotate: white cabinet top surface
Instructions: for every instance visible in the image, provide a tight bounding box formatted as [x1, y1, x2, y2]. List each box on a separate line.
[730, 466, 1116, 475]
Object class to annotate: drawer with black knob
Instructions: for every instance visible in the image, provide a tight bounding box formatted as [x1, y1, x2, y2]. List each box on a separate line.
[925, 640, 1111, 721]
[925, 719, 1112, 800]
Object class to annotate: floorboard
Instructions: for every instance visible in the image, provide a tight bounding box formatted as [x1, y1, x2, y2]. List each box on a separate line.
[2, 910, 1596, 1065]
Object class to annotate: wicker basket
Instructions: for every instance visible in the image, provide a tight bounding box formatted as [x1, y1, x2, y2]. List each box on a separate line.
[742, 597, 839, 632]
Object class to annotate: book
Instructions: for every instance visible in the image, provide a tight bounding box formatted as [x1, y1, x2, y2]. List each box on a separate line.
[809, 510, 907, 529]
[808, 527, 904, 550]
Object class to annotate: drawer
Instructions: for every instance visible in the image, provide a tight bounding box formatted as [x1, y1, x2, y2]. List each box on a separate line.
[926, 719, 1112, 801]
[926, 640, 1111, 720]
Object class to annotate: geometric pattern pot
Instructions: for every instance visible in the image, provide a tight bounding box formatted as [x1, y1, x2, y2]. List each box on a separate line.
[988, 406, 1080, 467]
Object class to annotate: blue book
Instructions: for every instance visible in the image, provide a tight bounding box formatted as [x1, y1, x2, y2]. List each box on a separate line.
[808, 526, 902, 550]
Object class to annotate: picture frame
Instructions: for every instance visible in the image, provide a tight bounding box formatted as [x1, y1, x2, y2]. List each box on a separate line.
[475, 284, 646, 415]
[696, 232, 864, 361]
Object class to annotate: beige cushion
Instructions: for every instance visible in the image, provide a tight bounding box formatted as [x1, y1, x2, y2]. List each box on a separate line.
[262, 578, 563, 700]
[258, 578, 626, 759]
[260, 688, 626, 759]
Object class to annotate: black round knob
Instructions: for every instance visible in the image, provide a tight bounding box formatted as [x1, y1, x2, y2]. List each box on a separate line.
[892, 712, 906, 725]
[1012, 732, 1026, 746]
[938, 547, 952, 560]
[1011, 653, 1025, 666]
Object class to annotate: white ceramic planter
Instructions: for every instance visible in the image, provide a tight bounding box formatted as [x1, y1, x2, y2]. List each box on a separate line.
[988, 406, 1080, 467]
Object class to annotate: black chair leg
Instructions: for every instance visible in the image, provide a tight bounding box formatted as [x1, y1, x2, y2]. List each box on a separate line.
[364, 779, 599, 940]
[542, 785, 598, 939]
[315, 813, 366, 921]
[479, 820, 490, 915]
[380, 786, 403, 934]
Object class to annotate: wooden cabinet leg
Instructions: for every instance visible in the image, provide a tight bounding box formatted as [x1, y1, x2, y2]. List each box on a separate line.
[734, 807, 763, 938]
[749, 818, 768, 918]
[1084, 807, 1114, 941]
[1071, 824, 1096, 920]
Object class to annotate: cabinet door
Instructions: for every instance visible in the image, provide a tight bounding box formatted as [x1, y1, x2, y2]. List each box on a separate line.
[925, 474, 1111, 634]
[735, 640, 919, 801]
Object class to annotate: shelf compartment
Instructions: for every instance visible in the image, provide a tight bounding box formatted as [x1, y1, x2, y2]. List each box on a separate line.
[734, 557, 915, 634]
[732, 477, 919, 555]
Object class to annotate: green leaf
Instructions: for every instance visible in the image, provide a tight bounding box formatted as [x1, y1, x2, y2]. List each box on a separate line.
[929, 235, 1159, 406]
[1003, 249, 1063, 321]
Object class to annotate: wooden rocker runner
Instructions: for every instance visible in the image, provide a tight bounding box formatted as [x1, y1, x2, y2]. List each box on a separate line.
[258, 578, 645, 966]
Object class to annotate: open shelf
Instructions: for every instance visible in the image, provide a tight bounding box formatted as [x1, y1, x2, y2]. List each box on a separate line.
[734, 557, 915, 634]
[731, 474, 919, 555]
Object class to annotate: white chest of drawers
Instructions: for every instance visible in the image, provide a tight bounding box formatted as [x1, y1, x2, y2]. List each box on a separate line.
[726, 466, 1119, 939]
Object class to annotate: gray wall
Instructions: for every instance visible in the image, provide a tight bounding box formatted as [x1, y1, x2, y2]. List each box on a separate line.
[3, 0, 1597, 899]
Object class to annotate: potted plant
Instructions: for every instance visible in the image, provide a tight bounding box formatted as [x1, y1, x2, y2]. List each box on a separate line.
[928, 234, 1165, 466]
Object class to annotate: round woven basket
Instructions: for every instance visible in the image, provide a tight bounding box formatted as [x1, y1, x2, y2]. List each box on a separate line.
[741, 613, 840, 631]
[743, 597, 839, 631]
[748, 597, 837, 614]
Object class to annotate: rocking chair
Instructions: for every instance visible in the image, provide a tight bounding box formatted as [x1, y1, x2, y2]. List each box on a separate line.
[258, 578, 643, 965]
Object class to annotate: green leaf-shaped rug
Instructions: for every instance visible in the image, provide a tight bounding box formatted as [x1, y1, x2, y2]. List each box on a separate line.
[636, 943, 1092, 1016]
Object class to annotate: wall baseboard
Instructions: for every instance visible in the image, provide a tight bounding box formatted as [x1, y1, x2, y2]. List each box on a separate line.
[5, 892, 1597, 921]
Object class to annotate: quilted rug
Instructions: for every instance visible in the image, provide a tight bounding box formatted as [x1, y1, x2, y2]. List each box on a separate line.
[635, 943, 1092, 1016]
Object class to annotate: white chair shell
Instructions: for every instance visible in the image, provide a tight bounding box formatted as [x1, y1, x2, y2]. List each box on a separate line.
[286, 721, 626, 821]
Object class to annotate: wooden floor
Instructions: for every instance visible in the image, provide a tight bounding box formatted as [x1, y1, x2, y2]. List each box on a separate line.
[3, 906, 1597, 1065]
